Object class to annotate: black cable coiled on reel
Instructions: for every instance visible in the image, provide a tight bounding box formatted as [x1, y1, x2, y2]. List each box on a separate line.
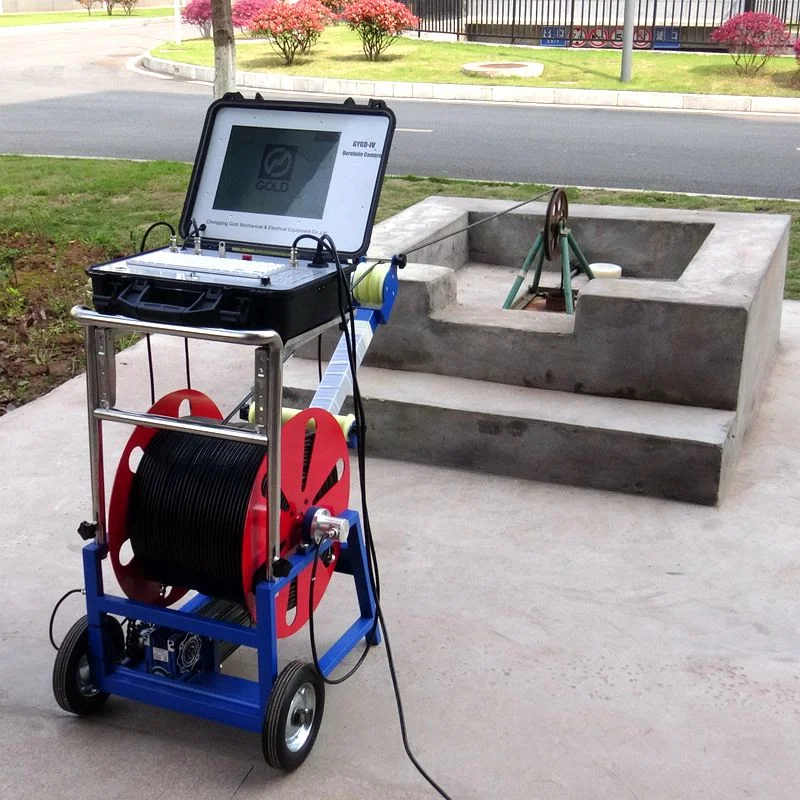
[128, 430, 266, 603]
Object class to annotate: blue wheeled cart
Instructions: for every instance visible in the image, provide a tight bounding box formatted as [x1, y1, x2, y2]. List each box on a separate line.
[53, 94, 401, 771]
[54, 302, 389, 771]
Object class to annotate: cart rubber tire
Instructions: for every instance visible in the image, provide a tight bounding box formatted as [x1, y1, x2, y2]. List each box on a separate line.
[262, 661, 325, 772]
[53, 616, 123, 715]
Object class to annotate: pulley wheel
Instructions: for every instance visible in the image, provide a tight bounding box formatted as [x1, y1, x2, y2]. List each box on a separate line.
[543, 188, 569, 262]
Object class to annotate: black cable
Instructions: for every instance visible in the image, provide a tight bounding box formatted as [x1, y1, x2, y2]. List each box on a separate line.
[317, 335, 323, 382]
[223, 388, 254, 425]
[49, 589, 84, 650]
[146, 334, 156, 406]
[139, 221, 176, 254]
[304, 233, 452, 799]
[402, 188, 557, 258]
[184, 338, 192, 390]
[378, 605, 451, 800]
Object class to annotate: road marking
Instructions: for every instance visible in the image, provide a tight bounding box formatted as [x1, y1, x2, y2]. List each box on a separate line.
[125, 54, 172, 80]
[190, 80, 213, 86]
[397, 128, 433, 133]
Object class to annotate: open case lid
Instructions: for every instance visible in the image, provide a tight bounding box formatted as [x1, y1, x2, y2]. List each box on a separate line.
[179, 95, 396, 261]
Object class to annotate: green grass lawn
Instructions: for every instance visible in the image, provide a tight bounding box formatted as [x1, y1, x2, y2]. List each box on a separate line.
[0, 154, 797, 410]
[0, 6, 173, 26]
[0, 155, 796, 291]
[153, 27, 800, 96]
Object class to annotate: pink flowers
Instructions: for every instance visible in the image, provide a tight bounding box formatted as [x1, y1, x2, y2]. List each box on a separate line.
[181, 0, 213, 38]
[711, 12, 790, 74]
[249, 0, 331, 64]
[339, 0, 419, 60]
[232, 0, 275, 32]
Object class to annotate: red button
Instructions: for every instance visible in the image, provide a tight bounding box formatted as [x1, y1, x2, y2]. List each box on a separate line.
[242, 254, 253, 261]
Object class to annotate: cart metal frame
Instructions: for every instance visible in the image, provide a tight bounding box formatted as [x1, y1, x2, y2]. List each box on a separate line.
[70, 306, 379, 732]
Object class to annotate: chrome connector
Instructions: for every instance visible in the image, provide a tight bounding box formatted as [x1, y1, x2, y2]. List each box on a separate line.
[309, 508, 350, 544]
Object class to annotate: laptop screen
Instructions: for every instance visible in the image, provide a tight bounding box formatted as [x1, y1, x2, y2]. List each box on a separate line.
[184, 102, 394, 257]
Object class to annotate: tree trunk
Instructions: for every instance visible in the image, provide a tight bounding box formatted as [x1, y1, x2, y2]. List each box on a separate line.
[211, 0, 236, 99]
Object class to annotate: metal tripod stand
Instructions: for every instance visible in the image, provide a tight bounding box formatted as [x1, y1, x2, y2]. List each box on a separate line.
[503, 188, 594, 314]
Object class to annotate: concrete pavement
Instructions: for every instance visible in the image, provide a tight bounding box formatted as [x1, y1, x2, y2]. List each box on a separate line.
[1, 302, 800, 799]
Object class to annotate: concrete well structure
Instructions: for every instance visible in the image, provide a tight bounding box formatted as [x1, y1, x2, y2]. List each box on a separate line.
[288, 196, 789, 505]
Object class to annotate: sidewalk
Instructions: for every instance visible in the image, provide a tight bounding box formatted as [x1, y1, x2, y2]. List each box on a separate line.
[142, 51, 800, 114]
[0, 14, 174, 36]
[2, 303, 800, 799]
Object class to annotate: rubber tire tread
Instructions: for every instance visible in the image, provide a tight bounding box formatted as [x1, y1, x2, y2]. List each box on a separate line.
[52, 616, 110, 715]
[262, 660, 325, 772]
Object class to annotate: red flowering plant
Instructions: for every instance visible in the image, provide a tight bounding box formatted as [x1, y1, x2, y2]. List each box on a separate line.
[249, 0, 331, 64]
[232, 0, 274, 32]
[794, 36, 800, 66]
[340, 0, 419, 61]
[181, 0, 213, 38]
[710, 12, 789, 75]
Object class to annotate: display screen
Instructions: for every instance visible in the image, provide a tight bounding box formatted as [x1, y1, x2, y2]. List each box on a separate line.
[213, 126, 340, 219]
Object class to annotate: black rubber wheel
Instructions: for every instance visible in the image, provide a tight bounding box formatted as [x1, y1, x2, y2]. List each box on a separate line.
[52, 616, 123, 715]
[262, 661, 325, 772]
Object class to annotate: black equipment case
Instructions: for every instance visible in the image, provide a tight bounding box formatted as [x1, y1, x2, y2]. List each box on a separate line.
[88, 94, 396, 340]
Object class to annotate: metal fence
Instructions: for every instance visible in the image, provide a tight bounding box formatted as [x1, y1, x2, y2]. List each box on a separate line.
[408, 0, 800, 48]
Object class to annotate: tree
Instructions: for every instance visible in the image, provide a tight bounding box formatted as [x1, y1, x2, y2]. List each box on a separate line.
[710, 13, 789, 75]
[340, 0, 419, 61]
[212, 0, 237, 98]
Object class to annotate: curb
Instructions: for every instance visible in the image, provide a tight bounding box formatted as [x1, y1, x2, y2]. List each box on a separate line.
[142, 52, 800, 115]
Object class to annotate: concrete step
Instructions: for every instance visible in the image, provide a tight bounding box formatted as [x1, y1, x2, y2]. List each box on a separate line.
[283, 358, 736, 505]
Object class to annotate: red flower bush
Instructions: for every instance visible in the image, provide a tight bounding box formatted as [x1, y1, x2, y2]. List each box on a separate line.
[181, 0, 213, 38]
[232, 0, 274, 32]
[711, 12, 789, 75]
[249, 0, 330, 64]
[318, 0, 344, 15]
[794, 36, 800, 66]
[340, 0, 419, 61]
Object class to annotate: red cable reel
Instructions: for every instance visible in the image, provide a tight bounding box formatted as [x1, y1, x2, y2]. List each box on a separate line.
[107, 389, 350, 637]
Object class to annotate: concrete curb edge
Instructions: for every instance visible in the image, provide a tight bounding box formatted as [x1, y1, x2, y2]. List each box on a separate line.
[141, 52, 800, 115]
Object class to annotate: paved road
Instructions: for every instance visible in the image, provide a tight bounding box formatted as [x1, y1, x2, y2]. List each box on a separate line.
[1, 20, 798, 198]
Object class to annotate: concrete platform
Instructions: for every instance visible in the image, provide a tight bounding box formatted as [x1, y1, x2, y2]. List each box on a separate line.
[283, 358, 736, 505]
[2, 303, 800, 799]
[337, 196, 789, 503]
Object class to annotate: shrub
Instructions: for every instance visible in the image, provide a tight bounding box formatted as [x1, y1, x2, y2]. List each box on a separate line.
[711, 12, 789, 75]
[181, 0, 213, 38]
[76, 0, 102, 15]
[318, 0, 344, 16]
[340, 0, 418, 61]
[249, 0, 330, 64]
[117, 0, 139, 14]
[232, 0, 273, 32]
[795, 36, 800, 66]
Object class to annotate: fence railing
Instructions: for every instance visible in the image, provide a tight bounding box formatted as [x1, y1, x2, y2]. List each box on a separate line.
[409, 0, 800, 48]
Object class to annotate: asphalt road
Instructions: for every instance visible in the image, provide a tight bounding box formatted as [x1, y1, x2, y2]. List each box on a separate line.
[1, 19, 798, 198]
